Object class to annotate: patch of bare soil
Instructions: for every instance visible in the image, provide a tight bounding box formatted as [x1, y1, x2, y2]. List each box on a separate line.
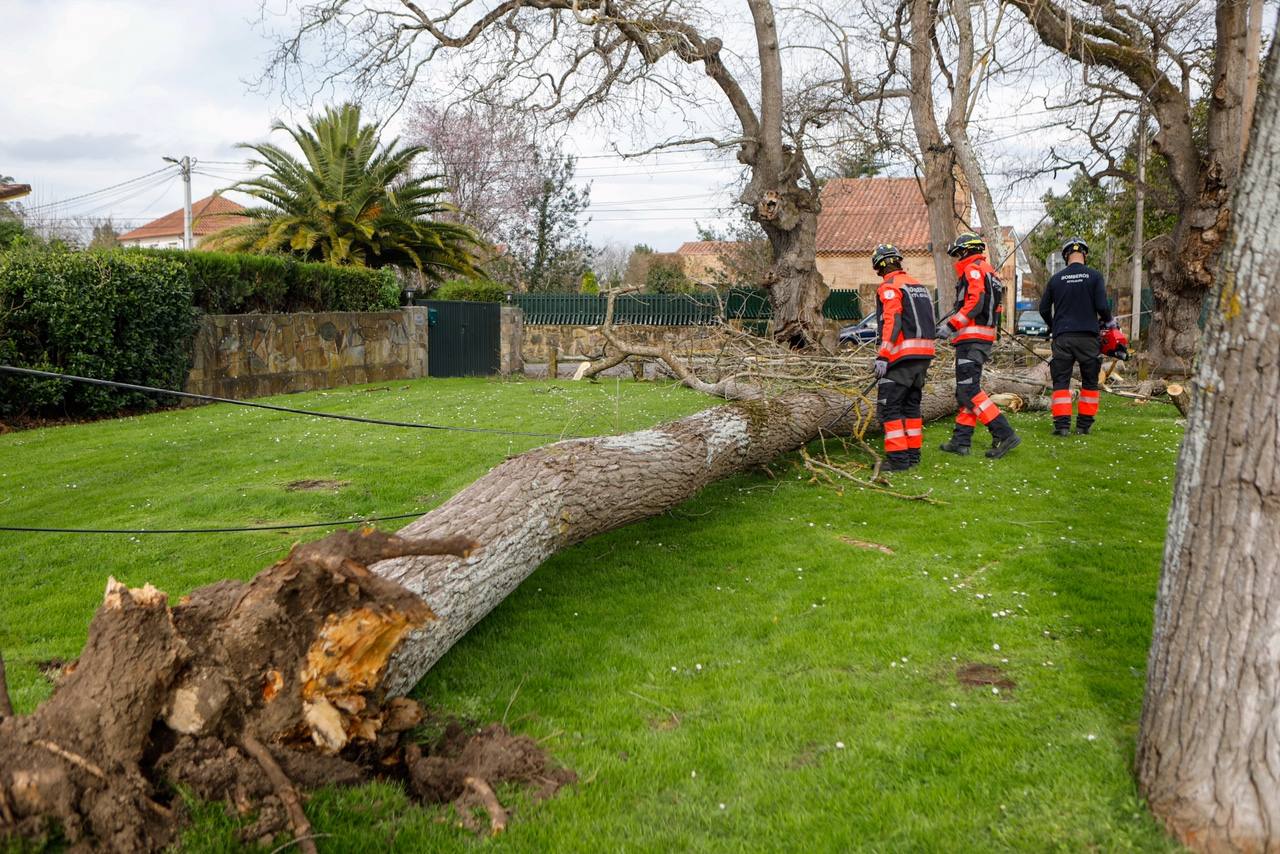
[838, 535, 894, 554]
[284, 479, 350, 492]
[787, 743, 820, 769]
[956, 662, 1016, 691]
[404, 719, 577, 835]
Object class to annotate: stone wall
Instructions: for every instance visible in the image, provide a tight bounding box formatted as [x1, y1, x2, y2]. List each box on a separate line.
[186, 308, 429, 398]
[500, 306, 524, 376]
[521, 323, 723, 363]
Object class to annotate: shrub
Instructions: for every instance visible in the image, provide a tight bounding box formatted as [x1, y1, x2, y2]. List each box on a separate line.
[144, 249, 399, 314]
[0, 249, 197, 416]
[645, 258, 694, 294]
[433, 278, 507, 302]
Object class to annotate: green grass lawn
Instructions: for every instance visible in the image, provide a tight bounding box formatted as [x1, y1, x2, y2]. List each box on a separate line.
[0, 377, 1185, 852]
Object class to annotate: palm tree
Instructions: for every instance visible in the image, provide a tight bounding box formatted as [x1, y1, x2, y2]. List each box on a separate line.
[204, 104, 480, 278]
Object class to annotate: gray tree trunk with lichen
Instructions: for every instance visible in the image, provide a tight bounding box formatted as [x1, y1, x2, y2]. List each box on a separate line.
[1134, 29, 1280, 851]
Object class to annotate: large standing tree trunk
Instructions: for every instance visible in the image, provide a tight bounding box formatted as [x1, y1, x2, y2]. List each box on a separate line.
[1135, 28, 1280, 851]
[908, 0, 964, 293]
[755, 194, 828, 349]
[737, 0, 828, 348]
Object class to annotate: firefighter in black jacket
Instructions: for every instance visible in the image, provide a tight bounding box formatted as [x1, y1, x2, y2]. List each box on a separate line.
[936, 232, 1021, 459]
[871, 244, 936, 471]
[1039, 237, 1117, 435]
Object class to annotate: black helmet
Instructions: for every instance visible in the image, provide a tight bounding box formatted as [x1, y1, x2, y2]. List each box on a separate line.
[946, 232, 985, 258]
[1061, 237, 1089, 262]
[871, 243, 903, 273]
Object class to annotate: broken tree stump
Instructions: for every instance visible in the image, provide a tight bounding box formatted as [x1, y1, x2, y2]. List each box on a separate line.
[0, 529, 471, 851]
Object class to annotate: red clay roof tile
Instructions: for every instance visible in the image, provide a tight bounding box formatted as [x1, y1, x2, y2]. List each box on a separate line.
[118, 195, 249, 243]
[816, 177, 933, 255]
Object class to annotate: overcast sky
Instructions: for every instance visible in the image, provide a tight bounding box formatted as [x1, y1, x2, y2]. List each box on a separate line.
[3, 0, 1065, 252]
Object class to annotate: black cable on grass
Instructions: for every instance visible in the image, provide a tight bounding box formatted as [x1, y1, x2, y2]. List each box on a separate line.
[0, 365, 575, 439]
[0, 511, 428, 535]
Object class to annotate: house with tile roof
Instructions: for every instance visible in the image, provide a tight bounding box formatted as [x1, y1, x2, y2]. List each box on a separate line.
[118, 195, 249, 249]
[676, 177, 1033, 326]
[675, 240, 749, 282]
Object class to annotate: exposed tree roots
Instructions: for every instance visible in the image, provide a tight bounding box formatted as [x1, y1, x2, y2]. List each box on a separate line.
[0, 529, 573, 851]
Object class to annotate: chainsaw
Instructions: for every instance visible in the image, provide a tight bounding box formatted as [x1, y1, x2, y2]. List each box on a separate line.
[1100, 325, 1130, 361]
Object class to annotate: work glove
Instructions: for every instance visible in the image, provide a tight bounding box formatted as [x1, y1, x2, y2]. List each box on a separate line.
[874, 358, 888, 379]
[1104, 318, 1119, 330]
[935, 325, 955, 342]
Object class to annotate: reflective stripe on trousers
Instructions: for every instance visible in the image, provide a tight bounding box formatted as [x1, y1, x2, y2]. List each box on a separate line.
[970, 390, 1001, 425]
[904, 418, 923, 449]
[883, 419, 909, 453]
[1052, 389, 1073, 418]
[1078, 389, 1100, 416]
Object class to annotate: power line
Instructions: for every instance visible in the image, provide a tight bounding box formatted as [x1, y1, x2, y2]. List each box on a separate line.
[0, 366, 574, 439]
[21, 166, 178, 213]
[0, 512, 427, 535]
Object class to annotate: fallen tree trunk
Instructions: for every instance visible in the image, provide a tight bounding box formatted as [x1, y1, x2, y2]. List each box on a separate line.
[373, 374, 1041, 693]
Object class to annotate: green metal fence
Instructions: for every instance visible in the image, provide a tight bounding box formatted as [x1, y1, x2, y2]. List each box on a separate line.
[510, 289, 861, 326]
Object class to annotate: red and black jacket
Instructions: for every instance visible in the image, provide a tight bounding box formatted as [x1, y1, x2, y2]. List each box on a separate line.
[876, 270, 937, 364]
[948, 254, 1000, 344]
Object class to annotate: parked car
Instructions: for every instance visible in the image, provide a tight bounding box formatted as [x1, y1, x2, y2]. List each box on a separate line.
[1016, 310, 1049, 337]
[837, 314, 878, 345]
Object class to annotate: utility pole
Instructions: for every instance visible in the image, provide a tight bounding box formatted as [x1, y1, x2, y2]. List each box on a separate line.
[162, 155, 194, 249]
[1131, 111, 1147, 344]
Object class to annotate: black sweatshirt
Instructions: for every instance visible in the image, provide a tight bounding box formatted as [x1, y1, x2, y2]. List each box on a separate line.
[1039, 262, 1113, 336]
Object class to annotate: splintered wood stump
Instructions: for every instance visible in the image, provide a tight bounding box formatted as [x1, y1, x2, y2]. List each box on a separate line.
[0, 530, 470, 851]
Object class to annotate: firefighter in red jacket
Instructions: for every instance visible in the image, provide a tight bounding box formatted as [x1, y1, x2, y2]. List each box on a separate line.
[871, 244, 936, 471]
[936, 232, 1021, 459]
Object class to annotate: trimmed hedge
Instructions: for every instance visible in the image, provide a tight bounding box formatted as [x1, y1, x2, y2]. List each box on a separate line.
[432, 278, 507, 302]
[0, 249, 402, 417]
[145, 249, 400, 314]
[0, 250, 198, 416]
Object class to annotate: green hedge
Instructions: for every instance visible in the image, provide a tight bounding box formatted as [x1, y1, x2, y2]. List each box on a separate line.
[145, 249, 399, 314]
[0, 250, 198, 416]
[432, 278, 507, 302]
[0, 249, 402, 417]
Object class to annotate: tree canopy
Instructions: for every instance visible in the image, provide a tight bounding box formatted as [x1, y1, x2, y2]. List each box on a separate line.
[205, 104, 480, 279]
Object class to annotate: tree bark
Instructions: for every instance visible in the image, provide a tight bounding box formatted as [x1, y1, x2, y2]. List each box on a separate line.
[739, 0, 828, 348]
[1006, 0, 1254, 376]
[1135, 27, 1280, 851]
[756, 200, 829, 349]
[908, 0, 963, 293]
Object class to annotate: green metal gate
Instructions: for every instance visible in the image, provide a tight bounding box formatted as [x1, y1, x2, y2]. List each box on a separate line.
[425, 301, 501, 377]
